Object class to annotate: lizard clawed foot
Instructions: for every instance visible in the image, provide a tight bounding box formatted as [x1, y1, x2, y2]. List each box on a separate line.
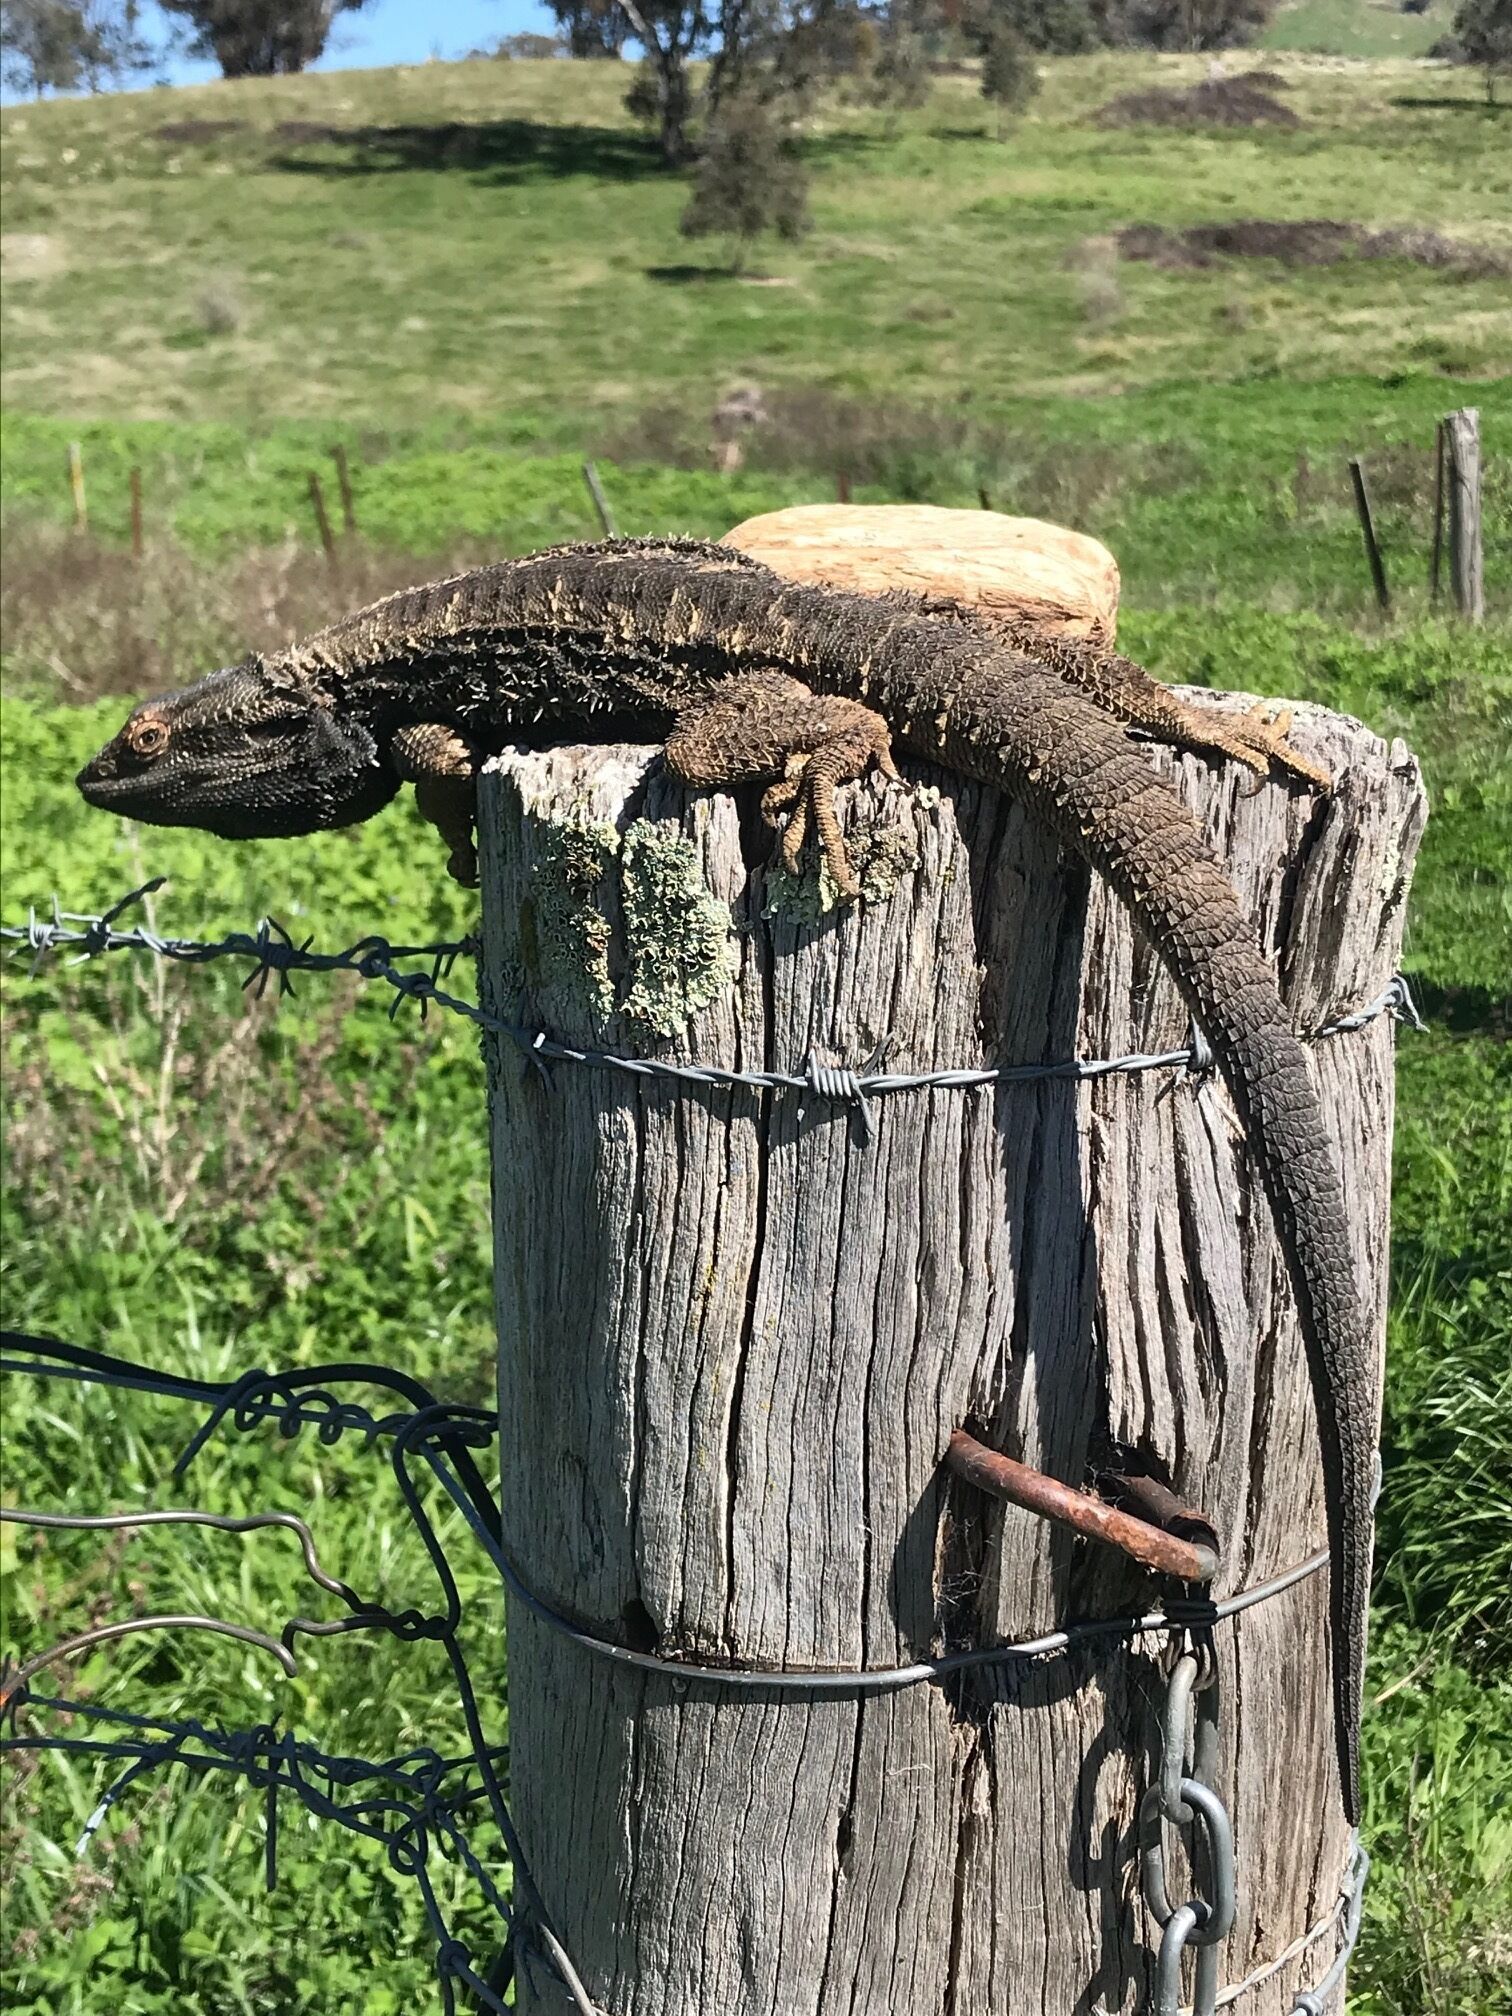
[664, 673, 900, 905]
[1195, 700, 1333, 793]
[761, 740, 901, 901]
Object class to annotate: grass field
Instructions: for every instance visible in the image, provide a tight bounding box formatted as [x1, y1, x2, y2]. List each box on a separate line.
[1262, 0, 1455, 58]
[2, 44, 1510, 2016]
[3, 54, 1510, 422]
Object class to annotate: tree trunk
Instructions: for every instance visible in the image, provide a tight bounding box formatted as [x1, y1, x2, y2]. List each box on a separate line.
[480, 697, 1425, 2013]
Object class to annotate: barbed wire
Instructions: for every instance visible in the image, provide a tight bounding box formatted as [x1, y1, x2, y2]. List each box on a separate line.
[2, 882, 1421, 1148]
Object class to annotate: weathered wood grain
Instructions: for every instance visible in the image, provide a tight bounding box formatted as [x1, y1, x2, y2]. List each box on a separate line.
[1443, 406, 1485, 624]
[479, 694, 1425, 2016]
[721, 503, 1121, 642]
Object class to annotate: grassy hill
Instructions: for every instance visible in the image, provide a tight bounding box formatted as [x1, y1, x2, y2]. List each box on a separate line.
[2, 48, 1510, 2016]
[3, 53, 1509, 423]
[1262, 0, 1457, 58]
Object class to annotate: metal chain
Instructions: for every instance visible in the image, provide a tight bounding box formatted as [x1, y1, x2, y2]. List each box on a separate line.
[1137, 1636, 1370, 2015]
[1142, 1636, 1235, 2016]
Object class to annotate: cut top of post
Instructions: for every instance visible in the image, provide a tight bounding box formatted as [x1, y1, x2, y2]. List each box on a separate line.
[723, 502, 1120, 641]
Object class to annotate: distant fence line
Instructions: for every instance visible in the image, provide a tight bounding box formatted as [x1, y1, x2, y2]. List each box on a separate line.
[56, 405, 1486, 620]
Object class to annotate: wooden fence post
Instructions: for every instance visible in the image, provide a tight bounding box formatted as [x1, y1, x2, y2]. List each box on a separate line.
[1348, 456, 1390, 612]
[67, 441, 87, 533]
[306, 470, 337, 568]
[129, 467, 144, 560]
[477, 525, 1425, 2015]
[331, 444, 357, 537]
[1442, 407, 1484, 622]
[583, 461, 619, 537]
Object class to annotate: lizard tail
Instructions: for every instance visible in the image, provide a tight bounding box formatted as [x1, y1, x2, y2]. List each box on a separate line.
[938, 666, 1374, 1823]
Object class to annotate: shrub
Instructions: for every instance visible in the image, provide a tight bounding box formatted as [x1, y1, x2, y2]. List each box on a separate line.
[194, 278, 244, 337]
[981, 23, 1041, 136]
[679, 95, 810, 273]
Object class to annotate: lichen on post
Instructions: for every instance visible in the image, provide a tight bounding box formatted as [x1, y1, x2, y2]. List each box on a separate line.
[476, 529, 1425, 2015]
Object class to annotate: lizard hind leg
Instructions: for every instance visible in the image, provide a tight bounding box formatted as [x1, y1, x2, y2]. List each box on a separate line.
[1150, 694, 1332, 793]
[664, 671, 899, 902]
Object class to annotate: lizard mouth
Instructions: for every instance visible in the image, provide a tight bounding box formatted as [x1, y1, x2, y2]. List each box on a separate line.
[75, 752, 131, 803]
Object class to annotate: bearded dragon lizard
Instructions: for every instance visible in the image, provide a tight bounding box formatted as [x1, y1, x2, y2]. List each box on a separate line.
[76, 536, 1371, 1821]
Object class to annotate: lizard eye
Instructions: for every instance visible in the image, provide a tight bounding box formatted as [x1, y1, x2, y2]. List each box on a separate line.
[127, 719, 169, 758]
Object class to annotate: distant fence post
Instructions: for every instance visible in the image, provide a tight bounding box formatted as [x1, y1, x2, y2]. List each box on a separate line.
[331, 444, 358, 537]
[67, 442, 87, 533]
[1348, 457, 1390, 613]
[1442, 407, 1483, 623]
[582, 461, 618, 537]
[306, 471, 338, 568]
[477, 513, 1425, 2013]
[129, 467, 144, 560]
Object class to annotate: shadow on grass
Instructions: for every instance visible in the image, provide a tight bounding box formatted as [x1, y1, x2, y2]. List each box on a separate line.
[270, 118, 887, 186]
[645, 263, 739, 283]
[1403, 978, 1510, 1039]
[270, 118, 666, 184]
[1389, 95, 1509, 114]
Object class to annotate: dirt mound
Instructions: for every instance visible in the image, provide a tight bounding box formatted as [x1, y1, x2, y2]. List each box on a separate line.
[1096, 78, 1300, 129]
[154, 119, 248, 144]
[1117, 218, 1510, 278]
[273, 120, 353, 144]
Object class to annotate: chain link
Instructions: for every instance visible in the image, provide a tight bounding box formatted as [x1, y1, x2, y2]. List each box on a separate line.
[1143, 1638, 1235, 2016]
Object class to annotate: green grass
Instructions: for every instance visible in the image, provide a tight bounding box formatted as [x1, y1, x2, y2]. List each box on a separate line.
[3, 383, 1509, 623]
[1262, 0, 1455, 59]
[2, 43, 1511, 2016]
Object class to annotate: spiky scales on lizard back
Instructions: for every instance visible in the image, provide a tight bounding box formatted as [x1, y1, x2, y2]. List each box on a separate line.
[76, 536, 1373, 1821]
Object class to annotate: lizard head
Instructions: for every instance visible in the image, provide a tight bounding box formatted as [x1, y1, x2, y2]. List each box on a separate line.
[76, 659, 402, 840]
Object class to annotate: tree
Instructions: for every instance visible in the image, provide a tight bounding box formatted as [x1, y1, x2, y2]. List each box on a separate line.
[708, 0, 871, 117]
[980, 20, 1038, 133]
[615, 0, 715, 162]
[1452, 0, 1512, 101]
[679, 91, 809, 270]
[617, 0, 873, 161]
[972, 0, 1097, 53]
[158, 0, 367, 77]
[0, 0, 148, 93]
[855, 1, 934, 126]
[547, 0, 629, 57]
[1105, 0, 1275, 46]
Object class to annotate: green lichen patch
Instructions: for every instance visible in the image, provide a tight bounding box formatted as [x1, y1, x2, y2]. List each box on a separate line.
[527, 813, 620, 1020]
[762, 803, 926, 924]
[618, 819, 736, 1037]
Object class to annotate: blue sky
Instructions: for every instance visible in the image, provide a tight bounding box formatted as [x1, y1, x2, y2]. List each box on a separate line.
[18, 0, 564, 94]
[145, 0, 561, 86]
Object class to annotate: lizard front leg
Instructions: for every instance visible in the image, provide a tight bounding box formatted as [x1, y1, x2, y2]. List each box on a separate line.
[391, 723, 482, 886]
[664, 672, 899, 900]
